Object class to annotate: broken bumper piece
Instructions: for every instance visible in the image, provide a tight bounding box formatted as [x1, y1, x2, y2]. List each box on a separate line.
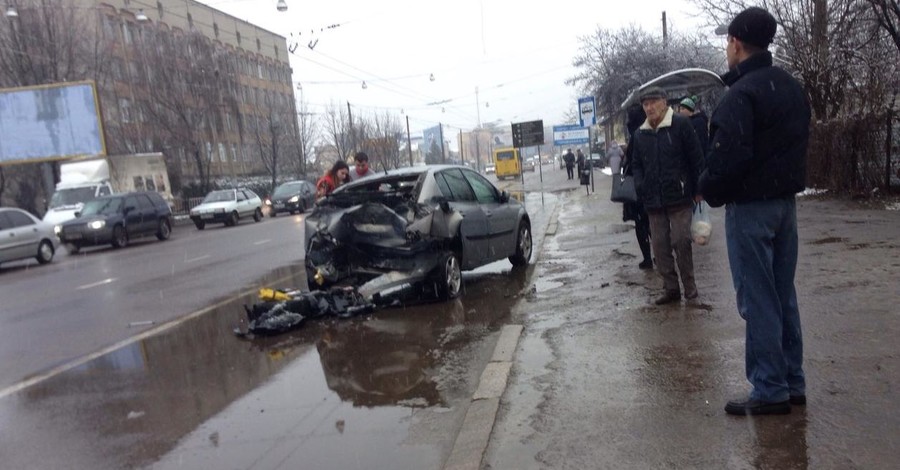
[236, 286, 375, 336]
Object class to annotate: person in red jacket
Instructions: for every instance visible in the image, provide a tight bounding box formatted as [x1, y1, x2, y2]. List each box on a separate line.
[316, 160, 349, 200]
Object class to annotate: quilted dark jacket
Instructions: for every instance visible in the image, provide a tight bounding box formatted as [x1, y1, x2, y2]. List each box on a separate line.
[698, 52, 811, 207]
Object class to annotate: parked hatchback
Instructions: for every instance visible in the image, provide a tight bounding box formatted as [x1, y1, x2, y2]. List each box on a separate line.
[57, 191, 173, 253]
[265, 180, 316, 216]
[0, 207, 59, 267]
[189, 188, 263, 230]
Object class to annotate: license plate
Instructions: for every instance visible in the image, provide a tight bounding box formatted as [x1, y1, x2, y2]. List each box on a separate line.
[274, 203, 284, 209]
[66, 232, 83, 240]
[202, 214, 215, 220]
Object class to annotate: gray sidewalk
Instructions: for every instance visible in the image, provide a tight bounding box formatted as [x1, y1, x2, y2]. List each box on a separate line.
[481, 176, 900, 469]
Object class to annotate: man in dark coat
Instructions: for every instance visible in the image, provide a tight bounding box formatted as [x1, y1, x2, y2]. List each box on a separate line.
[632, 86, 704, 305]
[563, 148, 576, 179]
[678, 96, 709, 156]
[698, 7, 811, 416]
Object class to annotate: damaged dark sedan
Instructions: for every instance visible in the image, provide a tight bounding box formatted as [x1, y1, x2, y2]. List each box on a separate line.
[304, 165, 532, 301]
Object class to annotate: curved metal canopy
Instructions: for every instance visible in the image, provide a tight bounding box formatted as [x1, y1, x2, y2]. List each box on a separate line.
[619, 68, 724, 110]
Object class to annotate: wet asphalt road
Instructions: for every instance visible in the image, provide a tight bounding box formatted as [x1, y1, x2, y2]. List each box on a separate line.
[0, 171, 559, 469]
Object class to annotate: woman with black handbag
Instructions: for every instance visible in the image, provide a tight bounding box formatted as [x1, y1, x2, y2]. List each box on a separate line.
[623, 106, 652, 269]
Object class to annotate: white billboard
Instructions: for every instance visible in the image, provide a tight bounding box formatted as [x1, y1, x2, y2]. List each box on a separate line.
[0, 81, 107, 165]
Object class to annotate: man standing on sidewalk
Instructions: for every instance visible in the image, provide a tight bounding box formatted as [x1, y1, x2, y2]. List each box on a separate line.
[632, 86, 704, 305]
[698, 7, 811, 416]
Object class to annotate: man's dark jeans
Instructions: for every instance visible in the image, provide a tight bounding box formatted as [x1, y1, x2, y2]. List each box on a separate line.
[725, 197, 805, 402]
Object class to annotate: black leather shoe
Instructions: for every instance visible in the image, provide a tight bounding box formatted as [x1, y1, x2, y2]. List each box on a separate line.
[789, 395, 806, 405]
[638, 260, 653, 270]
[654, 291, 681, 305]
[725, 397, 791, 416]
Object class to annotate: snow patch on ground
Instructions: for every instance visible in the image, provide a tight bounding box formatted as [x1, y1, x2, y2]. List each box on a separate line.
[798, 188, 829, 197]
[600, 168, 613, 176]
[886, 202, 900, 211]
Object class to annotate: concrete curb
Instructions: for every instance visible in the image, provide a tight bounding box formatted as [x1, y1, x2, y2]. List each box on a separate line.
[443, 324, 523, 470]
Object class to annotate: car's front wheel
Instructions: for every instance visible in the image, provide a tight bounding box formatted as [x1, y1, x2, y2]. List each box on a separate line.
[156, 219, 172, 240]
[509, 220, 532, 267]
[111, 225, 129, 248]
[432, 251, 462, 300]
[36, 240, 55, 264]
[226, 211, 239, 227]
[253, 208, 262, 222]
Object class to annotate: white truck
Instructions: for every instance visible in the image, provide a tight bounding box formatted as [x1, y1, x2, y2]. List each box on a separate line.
[43, 153, 173, 227]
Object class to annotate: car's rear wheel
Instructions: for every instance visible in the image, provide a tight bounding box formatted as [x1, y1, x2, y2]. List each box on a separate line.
[36, 240, 55, 264]
[156, 219, 172, 240]
[509, 221, 532, 267]
[298, 201, 307, 213]
[253, 208, 262, 222]
[226, 211, 239, 227]
[111, 225, 128, 248]
[194, 220, 206, 230]
[432, 251, 462, 300]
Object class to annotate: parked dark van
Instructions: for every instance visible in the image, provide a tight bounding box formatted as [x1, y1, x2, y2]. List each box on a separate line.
[58, 191, 173, 253]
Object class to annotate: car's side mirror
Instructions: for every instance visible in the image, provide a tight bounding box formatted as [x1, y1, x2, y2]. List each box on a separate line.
[433, 196, 452, 213]
[74, 211, 81, 218]
[499, 191, 510, 203]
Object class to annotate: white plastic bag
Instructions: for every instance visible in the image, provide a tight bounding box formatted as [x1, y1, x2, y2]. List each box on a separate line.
[691, 201, 712, 246]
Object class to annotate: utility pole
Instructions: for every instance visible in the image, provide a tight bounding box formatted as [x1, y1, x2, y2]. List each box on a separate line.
[406, 115, 413, 167]
[347, 101, 354, 156]
[439, 123, 446, 163]
[662, 11, 668, 51]
[475, 86, 482, 172]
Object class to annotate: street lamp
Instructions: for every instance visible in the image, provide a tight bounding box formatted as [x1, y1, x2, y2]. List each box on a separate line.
[5, 5, 18, 17]
[276, 0, 287, 12]
[135, 9, 148, 22]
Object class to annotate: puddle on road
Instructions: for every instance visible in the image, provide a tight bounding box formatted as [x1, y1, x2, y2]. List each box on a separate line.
[1, 263, 528, 470]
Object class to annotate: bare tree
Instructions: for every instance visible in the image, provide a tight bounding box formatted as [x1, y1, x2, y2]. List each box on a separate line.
[252, 91, 297, 190]
[286, 99, 318, 180]
[569, 25, 722, 132]
[322, 101, 353, 161]
[865, 0, 900, 54]
[359, 111, 403, 170]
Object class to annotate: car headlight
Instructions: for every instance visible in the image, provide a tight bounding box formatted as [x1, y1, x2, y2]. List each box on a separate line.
[265, 199, 272, 206]
[288, 195, 299, 203]
[88, 220, 106, 230]
[54, 225, 62, 236]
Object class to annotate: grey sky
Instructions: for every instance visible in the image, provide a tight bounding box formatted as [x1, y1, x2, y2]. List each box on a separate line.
[199, 0, 712, 143]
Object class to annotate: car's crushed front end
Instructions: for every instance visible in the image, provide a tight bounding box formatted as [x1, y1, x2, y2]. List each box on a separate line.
[304, 184, 462, 301]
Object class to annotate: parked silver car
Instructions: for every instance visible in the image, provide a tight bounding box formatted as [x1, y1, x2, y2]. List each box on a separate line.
[304, 165, 532, 301]
[0, 207, 58, 268]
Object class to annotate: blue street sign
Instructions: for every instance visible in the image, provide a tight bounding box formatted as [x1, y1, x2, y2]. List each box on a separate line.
[553, 124, 590, 146]
[578, 96, 596, 127]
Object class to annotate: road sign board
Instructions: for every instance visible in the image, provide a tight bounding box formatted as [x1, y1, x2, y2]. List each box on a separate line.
[511, 120, 544, 148]
[552, 124, 590, 146]
[578, 96, 596, 127]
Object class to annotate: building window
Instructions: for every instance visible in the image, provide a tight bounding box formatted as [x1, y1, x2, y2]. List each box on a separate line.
[206, 142, 213, 161]
[213, 23, 219, 39]
[119, 99, 132, 123]
[274, 45, 279, 58]
[122, 22, 132, 44]
[187, 13, 193, 29]
[157, 1, 163, 18]
[256, 38, 261, 51]
[231, 144, 238, 162]
[236, 31, 241, 45]
[218, 143, 227, 162]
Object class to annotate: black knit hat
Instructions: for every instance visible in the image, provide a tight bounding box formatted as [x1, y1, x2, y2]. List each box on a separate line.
[722, 7, 777, 49]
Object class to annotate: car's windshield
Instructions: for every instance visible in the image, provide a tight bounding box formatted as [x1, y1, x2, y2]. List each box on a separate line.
[273, 183, 302, 197]
[81, 198, 122, 216]
[202, 190, 235, 203]
[49, 187, 97, 209]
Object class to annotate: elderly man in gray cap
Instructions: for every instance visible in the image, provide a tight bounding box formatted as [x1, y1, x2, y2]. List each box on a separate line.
[631, 86, 704, 305]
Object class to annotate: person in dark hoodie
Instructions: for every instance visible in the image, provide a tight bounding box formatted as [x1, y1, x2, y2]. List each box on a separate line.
[631, 86, 704, 305]
[698, 7, 811, 416]
[622, 105, 653, 270]
[678, 96, 709, 155]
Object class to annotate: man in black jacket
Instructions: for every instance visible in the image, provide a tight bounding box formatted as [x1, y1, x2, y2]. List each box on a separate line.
[632, 86, 704, 305]
[698, 7, 811, 416]
[563, 149, 576, 179]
